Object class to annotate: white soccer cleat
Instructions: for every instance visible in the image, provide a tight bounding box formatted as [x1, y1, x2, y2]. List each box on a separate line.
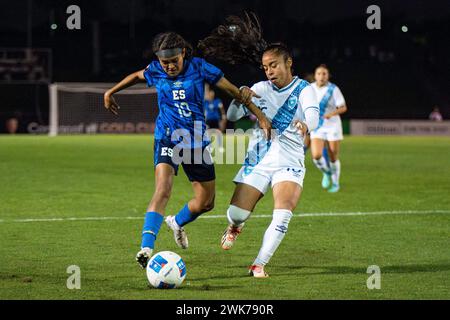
[165, 215, 189, 249]
[248, 265, 269, 278]
[221, 224, 243, 250]
[136, 247, 153, 269]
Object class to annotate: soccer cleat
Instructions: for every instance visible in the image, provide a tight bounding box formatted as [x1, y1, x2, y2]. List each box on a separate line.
[221, 224, 243, 250]
[136, 247, 153, 269]
[248, 265, 269, 278]
[328, 184, 340, 193]
[165, 215, 189, 249]
[321, 173, 332, 189]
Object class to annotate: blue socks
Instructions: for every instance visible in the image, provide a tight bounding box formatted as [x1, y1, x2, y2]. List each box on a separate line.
[141, 211, 164, 249]
[175, 204, 200, 227]
[141, 205, 202, 248]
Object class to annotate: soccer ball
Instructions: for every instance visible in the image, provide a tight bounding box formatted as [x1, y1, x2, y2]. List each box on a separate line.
[146, 251, 186, 289]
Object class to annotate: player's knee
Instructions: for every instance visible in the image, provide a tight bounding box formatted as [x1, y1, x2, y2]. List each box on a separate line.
[311, 150, 322, 160]
[227, 205, 251, 225]
[191, 197, 215, 214]
[329, 152, 338, 162]
[202, 198, 215, 212]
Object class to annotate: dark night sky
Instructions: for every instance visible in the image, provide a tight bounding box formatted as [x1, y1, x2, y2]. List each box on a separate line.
[0, 0, 449, 122]
[1, 0, 449, 32]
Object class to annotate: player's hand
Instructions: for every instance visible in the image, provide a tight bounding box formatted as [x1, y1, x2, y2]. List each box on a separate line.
[259, 116, 273, 140]
[324, 114, 332, 119]
[239, 86, 261, 106]
[293, 120, 308, 136]
[104, 92, 120, 115]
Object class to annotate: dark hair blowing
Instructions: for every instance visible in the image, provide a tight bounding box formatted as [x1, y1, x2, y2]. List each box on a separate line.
[199, 12, 292, 67]
[152, 32, 193, 59]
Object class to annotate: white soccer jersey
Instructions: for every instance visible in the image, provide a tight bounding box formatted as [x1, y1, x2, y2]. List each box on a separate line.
[310, 82, 346, 141]
[228, 76, 319, 193]
[230, 76, 319, 151]
[311, 82, 345, 125]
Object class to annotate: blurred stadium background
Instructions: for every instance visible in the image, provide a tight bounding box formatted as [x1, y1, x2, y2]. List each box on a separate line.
[0, 0, 449, 135]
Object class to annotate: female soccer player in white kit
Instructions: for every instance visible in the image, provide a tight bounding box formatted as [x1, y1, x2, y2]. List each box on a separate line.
[200, 14, 320, 278]
[310, 64, 347, 193]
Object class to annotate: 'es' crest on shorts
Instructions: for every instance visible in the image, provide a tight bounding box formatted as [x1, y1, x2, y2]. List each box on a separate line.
[161, 147, 173, 157]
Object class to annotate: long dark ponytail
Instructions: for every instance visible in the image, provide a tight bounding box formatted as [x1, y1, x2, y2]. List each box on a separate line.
[199, 12, 293, 69]
[198, 12, 268, 66]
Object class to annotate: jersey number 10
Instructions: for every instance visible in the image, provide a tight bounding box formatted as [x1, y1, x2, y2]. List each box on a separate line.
[174, 102, 192, 118]
[173, 90, 192, 118]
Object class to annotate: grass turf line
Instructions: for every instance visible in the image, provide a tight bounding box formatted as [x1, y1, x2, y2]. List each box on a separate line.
[0, 135, 449, 299]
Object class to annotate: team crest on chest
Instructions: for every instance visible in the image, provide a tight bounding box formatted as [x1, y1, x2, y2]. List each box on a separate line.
[288, 96, 298, 108]
[173, 81, 183, 88]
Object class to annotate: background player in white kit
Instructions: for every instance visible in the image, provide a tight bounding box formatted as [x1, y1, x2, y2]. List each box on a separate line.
[310, 64, 348, 193]
[200, 13, 319, 278]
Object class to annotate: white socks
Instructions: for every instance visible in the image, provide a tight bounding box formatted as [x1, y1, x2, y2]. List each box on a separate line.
[227, 205, 251, 226]
[329, 160, 341, 186]
[313, 157, 330, 175]
[253, 209, 292, 266]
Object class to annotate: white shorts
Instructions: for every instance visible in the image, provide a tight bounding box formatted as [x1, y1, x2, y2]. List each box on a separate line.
[233, 138, 306, 194]
[310, 118, 343, 141]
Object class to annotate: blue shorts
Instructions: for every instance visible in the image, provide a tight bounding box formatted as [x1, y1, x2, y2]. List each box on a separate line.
[154, 138, 216, 182]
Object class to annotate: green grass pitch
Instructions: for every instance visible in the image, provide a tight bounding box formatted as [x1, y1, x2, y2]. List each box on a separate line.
[0, 135, 449, 299]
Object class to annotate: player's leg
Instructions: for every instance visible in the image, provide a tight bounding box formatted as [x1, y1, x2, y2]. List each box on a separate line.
[147, 163, 175, 213]
[327, 140, 341, 192]
[221, 182, 264, 250]
[136, 163, 175, 268]
[311, 137, 332, 189]
[250, 181, 302, 278]
[166, 179, 215, 249]
[166, 147, 216, 249]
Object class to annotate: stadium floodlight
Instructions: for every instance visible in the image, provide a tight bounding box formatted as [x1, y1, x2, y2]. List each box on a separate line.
[48, 82, 158, 136]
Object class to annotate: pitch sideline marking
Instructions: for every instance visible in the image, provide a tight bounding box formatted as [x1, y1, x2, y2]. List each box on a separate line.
[0, 210, 449, 223]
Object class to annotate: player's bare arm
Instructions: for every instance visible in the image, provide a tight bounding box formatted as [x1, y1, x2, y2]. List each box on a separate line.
[293, 120, 309, 135]
[324, 104, 348, 119]
[239, 86, 261, 105]
[215, 77, 272, 139]
[104, 69, 146, 115]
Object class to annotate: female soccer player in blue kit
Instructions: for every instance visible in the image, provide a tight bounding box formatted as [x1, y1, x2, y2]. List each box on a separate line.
[104, 32, 271, 268]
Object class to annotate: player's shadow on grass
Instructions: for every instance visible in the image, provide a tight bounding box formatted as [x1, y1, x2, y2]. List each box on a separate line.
[188, 265, 257, 282]
[188, 273, 250, 282]
[142, 283, 241, 291]
[280, 263, 450, 275]
[181, 284, 242, 291]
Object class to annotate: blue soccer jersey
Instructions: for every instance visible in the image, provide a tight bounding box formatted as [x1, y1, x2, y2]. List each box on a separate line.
[204, 98, 223, 122]
[143, 57, 224, 148]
